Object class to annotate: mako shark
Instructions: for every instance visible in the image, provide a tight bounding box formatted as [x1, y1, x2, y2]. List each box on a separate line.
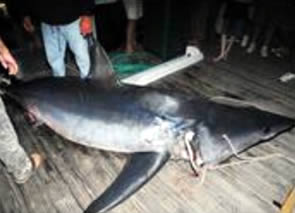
[1, 37, 294, 213]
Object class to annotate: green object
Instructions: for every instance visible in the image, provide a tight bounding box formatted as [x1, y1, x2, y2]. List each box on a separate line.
[110, 51, 161, 78]
[95, 0, 118, 5]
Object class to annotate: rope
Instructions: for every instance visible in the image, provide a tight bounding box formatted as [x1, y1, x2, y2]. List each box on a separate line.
[222, 134, 254, 161]
[211, 153, 283, 170]
[184, 131, 199, 176]
[186, 133, 290, 187]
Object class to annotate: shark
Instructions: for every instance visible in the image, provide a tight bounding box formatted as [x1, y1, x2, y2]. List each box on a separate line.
[1, 36, 294, 213]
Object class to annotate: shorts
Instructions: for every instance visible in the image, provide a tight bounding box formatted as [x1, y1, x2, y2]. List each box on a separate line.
[122, 0, 143, 20]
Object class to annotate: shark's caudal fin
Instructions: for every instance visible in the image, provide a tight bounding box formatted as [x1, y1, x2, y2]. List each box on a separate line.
[85, 151, 170, 213]
[86, 35, 117, 88]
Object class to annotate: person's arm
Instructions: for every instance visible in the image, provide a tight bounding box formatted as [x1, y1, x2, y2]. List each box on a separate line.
[0, 38, 18, 75]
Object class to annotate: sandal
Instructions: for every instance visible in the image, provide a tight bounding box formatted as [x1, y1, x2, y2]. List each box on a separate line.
[14, 153, 43, 184]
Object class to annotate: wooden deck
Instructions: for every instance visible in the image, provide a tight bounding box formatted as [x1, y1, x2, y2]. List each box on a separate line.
[1, 46, 295, 213]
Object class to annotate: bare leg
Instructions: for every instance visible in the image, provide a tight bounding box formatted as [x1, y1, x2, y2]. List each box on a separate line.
[214, 34, 227, 62]
[126, 19, 137, 53]
[122, 0, 143, 53]
[223, 35, 235, 60]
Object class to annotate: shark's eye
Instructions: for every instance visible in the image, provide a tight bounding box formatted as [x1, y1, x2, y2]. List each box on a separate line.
[263, 127, 271, 135]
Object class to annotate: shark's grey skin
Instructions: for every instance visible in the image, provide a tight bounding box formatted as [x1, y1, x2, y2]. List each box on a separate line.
[3, 77, 294, 213]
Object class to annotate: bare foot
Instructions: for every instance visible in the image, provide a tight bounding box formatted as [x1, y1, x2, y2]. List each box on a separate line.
[125, 42, 143, 54]
[13, 153, 43, 184]
[126, 45, 135, 54]
[30, 153, 44, 169]
[213, 54, 225, 62]
[126, 41, 138, 54]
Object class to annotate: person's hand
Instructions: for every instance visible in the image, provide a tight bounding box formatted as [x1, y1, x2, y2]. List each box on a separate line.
[23, 16, 35, 33]
[80, 16, 92, 36]
[0, 40, 18, 75]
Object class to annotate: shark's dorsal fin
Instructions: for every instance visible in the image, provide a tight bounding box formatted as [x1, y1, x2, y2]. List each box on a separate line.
[85, 151, 170, 213]
[86, 35, 118, 88]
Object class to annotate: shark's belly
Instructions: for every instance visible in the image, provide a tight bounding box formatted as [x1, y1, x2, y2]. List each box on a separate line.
[38, 103, 175, 153]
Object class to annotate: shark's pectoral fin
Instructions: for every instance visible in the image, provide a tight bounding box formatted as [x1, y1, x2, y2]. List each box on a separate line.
[85, 151, 170, 213]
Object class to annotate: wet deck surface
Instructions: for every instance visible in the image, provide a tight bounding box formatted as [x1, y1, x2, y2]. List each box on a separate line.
[1, 46, 295, 213]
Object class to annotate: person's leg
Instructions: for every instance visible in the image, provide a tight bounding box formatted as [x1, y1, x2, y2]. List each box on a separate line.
[241, 18, 251, 47]
[223, 35, 235, 59]
[41, 23, 67, 77]
[122, 0, 143, 53]
[125, 19, 137, 53]
[247, 24, 261, 53]
[260, 23, 276, 57]
[214, 34, 227, 62]
[241, 34, 249, 47]
[247, 4, 266, 54]
[63, 19, 90, 79]
[0, 98, 33, 184]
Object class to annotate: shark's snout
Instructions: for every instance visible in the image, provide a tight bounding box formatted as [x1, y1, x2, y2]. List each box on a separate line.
[195, 103, 295, 166]
[258, 113, 295, 140]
